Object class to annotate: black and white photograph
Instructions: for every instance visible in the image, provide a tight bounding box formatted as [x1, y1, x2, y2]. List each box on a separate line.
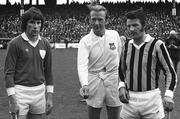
[0, 0, 180, 119]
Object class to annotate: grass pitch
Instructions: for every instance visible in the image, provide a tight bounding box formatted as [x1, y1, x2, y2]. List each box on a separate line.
[0, 49, 180, 119]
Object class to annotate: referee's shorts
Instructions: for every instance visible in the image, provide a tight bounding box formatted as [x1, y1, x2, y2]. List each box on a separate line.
[86, 72, 121, 108]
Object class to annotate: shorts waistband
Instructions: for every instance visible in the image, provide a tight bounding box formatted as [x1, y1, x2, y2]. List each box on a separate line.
[15, 83, 45, 91]
[129, 88, 160, 94]
[129, 88, 161, 102]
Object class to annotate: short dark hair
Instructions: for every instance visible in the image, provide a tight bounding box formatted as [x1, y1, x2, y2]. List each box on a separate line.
[125, 8, 146, 27]
[21, 7, 44, 32]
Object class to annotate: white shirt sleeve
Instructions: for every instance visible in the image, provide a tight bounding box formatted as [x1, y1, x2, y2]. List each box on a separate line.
[77, 38, 89, 87]
[118, 82, 126, 89]
[46, 85, 54, 93]
[165, 90, 174, 99]
[6, 87, 15, 96]
[116, 32, 123, 57]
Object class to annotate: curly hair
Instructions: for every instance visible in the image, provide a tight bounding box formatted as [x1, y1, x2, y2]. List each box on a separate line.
[21, 7, 44, 32]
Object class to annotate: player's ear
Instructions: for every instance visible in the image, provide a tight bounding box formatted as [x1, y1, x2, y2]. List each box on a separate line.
[89, 19, 93, 30]
[88, 16, 91, 23]
[89, 16, 93, 27]
[105, 11, 108, 20]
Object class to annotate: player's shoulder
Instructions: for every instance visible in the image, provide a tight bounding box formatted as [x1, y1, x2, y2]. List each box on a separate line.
[151, 37, 165, 47]
[106, 29, 119, 35]
[79, 32, 92, 44]
[41, 36, 50, 43]
[9, 35, 22, 45]
[81, 33, 90, 40]
[40, 36, 52, 48]
[154, 37, 164, 44]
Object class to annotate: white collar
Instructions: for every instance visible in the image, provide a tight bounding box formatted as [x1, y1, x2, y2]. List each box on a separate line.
[90, 29, 106, 38]
[129, 34, 152, 49]
[129, 34, 151, 44]
[21, 32, 41, 47]
[21, 32, 41, 42]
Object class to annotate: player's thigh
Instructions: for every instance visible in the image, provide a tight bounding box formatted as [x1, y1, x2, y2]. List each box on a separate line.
[27, 113, 45, 119]
[86, 80, 105, 108]
[120, 103, 140, 119]
[29, 95, 46, 115]
[88, 105, 101, 119]
[17, 101, 30, 116]
[106, 106, 121, 119]
[105, 85, 121, 107]
[143, 103, 164, 119]
[142, 93, 165, 119]
[15, 87, 30, 116]
[29, 86, 46, 114]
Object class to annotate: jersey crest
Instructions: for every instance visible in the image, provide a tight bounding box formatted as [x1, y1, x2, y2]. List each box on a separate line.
[109, 43, 116, 50]
[39, 50, 46, 59]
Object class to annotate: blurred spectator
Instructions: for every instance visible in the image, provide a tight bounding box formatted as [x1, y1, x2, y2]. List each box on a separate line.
[164, 30, 180, 72]
[0, 2, 180, 43]
[0, 40, 8, 49]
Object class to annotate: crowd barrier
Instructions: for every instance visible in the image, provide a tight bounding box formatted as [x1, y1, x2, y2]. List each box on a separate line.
[51, 43, 79, 48]
[0, 38, 79, 49]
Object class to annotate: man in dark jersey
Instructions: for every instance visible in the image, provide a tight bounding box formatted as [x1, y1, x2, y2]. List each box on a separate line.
[4, 7, 54, 119]
[165, 30, 180, 72]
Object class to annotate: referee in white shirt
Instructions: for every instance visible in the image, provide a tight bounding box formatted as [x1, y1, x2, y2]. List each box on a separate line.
[77, 3, 123, 119]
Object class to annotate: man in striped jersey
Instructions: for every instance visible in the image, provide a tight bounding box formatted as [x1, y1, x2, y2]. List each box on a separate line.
[78, 3, 122, 119]
[4, 7, 53, 119]
[119, 8, 177, 119]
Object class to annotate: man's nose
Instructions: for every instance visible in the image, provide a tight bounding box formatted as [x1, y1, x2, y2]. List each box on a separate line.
[129, 26, 135, 31]
[95, 20, 99, 25]
[34, 23, 39, 28]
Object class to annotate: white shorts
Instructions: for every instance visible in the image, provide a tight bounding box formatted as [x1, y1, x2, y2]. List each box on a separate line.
[86, 79, 121, 108]
[120, 88, 165, 119]
[15, 84, 46, 115]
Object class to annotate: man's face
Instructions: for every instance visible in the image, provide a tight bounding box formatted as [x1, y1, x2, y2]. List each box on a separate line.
[26, 19, 42, 38]
[126, 18, 144, 40]
[90, 10, 106, 35]
[170, 34, 177, 38]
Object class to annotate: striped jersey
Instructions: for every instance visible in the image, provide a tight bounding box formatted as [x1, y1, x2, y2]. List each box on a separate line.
[119, 34, 177, 95]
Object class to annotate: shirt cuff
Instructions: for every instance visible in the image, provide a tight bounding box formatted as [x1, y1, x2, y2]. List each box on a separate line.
[6, 87, 15, 96]
[118, 82, 126, 89]
[78, 71, 88, 87]
[46, 85, 54, 93]
[165, 90, 174, 99]
[81, 80, 88, 87]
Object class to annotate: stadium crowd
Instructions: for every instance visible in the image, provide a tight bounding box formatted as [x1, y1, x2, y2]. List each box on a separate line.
[0, 2, 180, 43]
